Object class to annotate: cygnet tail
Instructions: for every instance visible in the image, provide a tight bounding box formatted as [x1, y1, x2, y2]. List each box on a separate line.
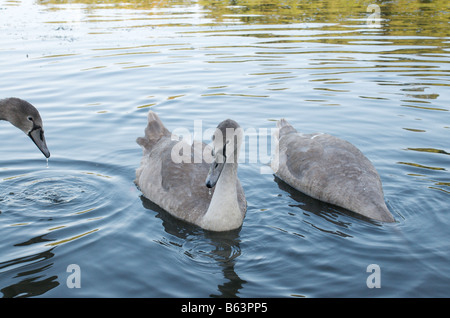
[271, 119, 296, 175]
[136, 110, 170, 152]
[276, 118, 297, 139]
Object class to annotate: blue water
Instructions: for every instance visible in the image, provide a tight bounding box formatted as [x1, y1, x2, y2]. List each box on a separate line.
[1, 0, 449, 298]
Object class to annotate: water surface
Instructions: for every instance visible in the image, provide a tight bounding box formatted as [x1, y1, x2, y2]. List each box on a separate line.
[0, 0, 449, 297]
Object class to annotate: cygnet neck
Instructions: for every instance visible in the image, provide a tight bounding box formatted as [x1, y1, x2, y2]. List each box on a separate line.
[201, 162, 242, 231]
[0, 99, 12, 121]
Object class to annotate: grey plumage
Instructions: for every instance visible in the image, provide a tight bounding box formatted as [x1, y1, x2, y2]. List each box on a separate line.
[135, 111, 246, 231]
[272, 119, 394, 222]
[0, 97, 50, 158]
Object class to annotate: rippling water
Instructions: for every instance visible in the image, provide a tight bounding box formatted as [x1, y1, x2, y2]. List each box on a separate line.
[1, 0, 449, 298]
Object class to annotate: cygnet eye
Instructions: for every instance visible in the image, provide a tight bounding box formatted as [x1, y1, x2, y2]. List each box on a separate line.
[27, 116, 33, 121]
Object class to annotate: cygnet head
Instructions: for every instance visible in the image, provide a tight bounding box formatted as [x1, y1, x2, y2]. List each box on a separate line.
[205, 119, 242, 188]
[1, 98, 50, 158]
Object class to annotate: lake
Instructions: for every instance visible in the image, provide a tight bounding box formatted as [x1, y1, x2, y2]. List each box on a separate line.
[0, 0, 449, 298]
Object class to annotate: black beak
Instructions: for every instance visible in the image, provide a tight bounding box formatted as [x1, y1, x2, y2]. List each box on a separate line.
[28, 126, 50, 158]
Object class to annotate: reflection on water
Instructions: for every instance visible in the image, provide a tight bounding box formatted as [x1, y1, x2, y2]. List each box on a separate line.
[1, 0, 449, 298]
[37, 0, 450, 37]
[141, 196, 246, 297]
[0, 248, 59, 298]
[273, 176, 380, 236]
[0, 159, 135, 297]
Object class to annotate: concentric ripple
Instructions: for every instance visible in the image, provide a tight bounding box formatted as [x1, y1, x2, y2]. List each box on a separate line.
[0, 158, 137, 297]
[180, 232, 243, 267]
[3, 173, 101, 213]
[1, 158, 133, 220]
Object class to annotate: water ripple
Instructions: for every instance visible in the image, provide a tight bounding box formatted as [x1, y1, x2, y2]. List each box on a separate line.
[0, 158, 135, 297]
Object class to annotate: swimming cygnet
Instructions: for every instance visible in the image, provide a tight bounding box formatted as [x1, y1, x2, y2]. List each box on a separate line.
[135, 111, 246, 231]
[271, 118, 394, 222]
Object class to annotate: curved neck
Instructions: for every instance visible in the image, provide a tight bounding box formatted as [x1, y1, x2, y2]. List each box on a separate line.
[0, 99, 10, 121]
[201, 162, 243, 231]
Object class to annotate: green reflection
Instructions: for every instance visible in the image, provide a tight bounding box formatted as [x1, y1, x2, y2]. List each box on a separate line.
[35, 0, 449, 53]
[398, 161, 446, 171]
[36, 0, 449, 34]
[38, 0, 177, 10]
[407, 148, 449, 155]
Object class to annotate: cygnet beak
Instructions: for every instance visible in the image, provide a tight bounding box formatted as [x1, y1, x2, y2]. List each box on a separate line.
[28, 126, 50, 158]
